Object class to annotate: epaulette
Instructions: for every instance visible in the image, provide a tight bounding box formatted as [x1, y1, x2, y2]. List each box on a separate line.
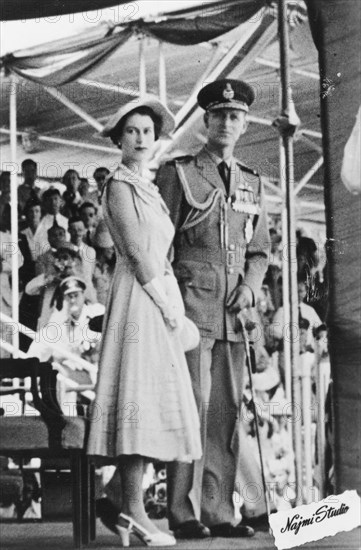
[165, 155, 194, 165]
[236, 161, 259, 177]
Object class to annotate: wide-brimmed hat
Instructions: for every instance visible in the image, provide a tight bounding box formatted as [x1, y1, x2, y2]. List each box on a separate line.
[101, 94, 175, 138]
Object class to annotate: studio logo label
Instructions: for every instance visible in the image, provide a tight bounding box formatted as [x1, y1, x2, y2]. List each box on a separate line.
[269, 490, 360, 550]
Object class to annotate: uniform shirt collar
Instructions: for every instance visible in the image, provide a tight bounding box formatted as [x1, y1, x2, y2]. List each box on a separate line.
[205, 146, 233, 168]
[69, 304, 89, 326]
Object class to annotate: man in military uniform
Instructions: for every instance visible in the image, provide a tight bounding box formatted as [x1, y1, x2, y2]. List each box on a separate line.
[157, 79, 270, 539]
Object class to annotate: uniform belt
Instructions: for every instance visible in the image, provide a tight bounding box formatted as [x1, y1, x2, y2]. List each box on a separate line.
[174, 250, 245, 274]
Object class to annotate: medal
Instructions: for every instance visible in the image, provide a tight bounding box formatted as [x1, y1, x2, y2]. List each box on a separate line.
[231, 184, 261, 215]
[245, 216, 254, 243]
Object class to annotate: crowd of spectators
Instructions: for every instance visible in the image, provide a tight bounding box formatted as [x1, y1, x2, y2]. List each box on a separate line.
[0, 159, 331, 518]
[0, 160, 114, 358]
[241, 215, 330, 512]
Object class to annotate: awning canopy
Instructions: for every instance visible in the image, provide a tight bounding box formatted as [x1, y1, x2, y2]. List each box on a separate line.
[1, 1, 266, 85]
[0, 0, 323, 226]
[0, 0, 131, 21]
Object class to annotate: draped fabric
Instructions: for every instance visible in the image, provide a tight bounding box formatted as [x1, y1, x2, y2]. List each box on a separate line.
[306, 0, 361, 494]
[0, 0, 130, 21]
[142, 0, 265, 46]
[0, 0, 264, 23]
[1, 24, 132, 86]
[174, 11, 277, 131]
[0, 0, 267, 86]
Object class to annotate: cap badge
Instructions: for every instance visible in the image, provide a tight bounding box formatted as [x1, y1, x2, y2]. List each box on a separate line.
[223, 83, 234, 100]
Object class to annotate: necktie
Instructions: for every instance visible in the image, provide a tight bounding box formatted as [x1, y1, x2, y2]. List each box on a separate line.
[218, 161, 230, 195]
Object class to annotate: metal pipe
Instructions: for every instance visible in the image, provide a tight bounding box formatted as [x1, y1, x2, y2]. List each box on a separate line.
[280, 141, 292, 405]
[158, 41, 167, 105]
[9, 73, 19, 358]
[155, 12, 277, 161]
[139, 36, 147, 99]
[294, 157, 324, 195]
[278, 0, 303, 506]
[43, 86, 104, 132]
[300, 352, 314, 504]
[315, 355, 331, 499]
[239, 314, 271, 519]
[255, 56, 319, 80]
[0, 128, 116, 154]
[77, 78, 140, 97]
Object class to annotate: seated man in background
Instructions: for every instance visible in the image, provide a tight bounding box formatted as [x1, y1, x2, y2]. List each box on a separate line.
[61, 169, 83, 218]
[17, 159, 41, 214]
[68, 216, 96, 285]
[36, 187, 69, 249]
[0, 171, 11, 223]
[35, 221, 67, 275]
[20, 197, 44, 264]
[93, 167, 110, 212]
[29, 275, 104, 412]
[93, 167, 110, 196]
[79, 178, 99, 206]
[80, 202, 98, 246]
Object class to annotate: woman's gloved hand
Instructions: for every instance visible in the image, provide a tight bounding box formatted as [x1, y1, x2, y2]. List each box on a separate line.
[143, 278, 178, 330]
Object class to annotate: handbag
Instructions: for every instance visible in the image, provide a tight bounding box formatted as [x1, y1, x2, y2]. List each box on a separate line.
[179, 316, 200, 352]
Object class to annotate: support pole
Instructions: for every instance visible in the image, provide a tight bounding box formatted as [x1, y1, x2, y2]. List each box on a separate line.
[0, 128, 116, 154]
[277, 0, 303, 506]
[43, 87, 104, 132]
[315, 357, 330, 499]
[300, 353, 314, 504]
[139, 36, 147, 99]
[280, 142, 292, 405]
[294, 157, 324, 195]
[9, 73, 19, 358]
[158, 41, 167, 105]
[154, 12, 277, 161]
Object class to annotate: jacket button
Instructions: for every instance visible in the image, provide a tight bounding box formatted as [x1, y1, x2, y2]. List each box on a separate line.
[229, 244, 235, 251]
[228, 268, 234, 274]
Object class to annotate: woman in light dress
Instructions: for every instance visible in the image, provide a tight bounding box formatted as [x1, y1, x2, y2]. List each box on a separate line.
[87, 97, 202, 547]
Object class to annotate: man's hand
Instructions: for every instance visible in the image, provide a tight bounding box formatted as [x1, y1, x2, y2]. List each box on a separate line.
[44, 273, 58, 286]
[226, 284, 253, 313]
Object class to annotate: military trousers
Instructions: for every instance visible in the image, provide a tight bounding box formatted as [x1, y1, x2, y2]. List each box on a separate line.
[167, 336, 246, 528]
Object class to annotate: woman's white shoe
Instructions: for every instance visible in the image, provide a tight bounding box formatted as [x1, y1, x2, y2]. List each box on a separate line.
[116, 513, 176, 547]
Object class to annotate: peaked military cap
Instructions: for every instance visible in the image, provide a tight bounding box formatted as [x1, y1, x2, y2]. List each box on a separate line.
[197, 79, 255, 113]
[60, 275, 86, 295]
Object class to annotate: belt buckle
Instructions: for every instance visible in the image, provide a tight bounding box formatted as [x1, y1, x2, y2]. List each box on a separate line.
[226, 250, 236, 267]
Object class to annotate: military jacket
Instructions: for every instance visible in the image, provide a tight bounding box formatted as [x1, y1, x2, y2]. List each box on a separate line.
[157, 147, 270, 342]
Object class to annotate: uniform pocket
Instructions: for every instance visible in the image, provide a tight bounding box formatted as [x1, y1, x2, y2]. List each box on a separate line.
[174, 261, 216, 290]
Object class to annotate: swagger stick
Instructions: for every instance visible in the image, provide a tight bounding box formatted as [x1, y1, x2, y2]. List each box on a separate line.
[238, 312, 271, 521]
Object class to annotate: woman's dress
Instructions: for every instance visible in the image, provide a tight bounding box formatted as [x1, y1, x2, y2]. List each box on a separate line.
[87, 165, 202, 462]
